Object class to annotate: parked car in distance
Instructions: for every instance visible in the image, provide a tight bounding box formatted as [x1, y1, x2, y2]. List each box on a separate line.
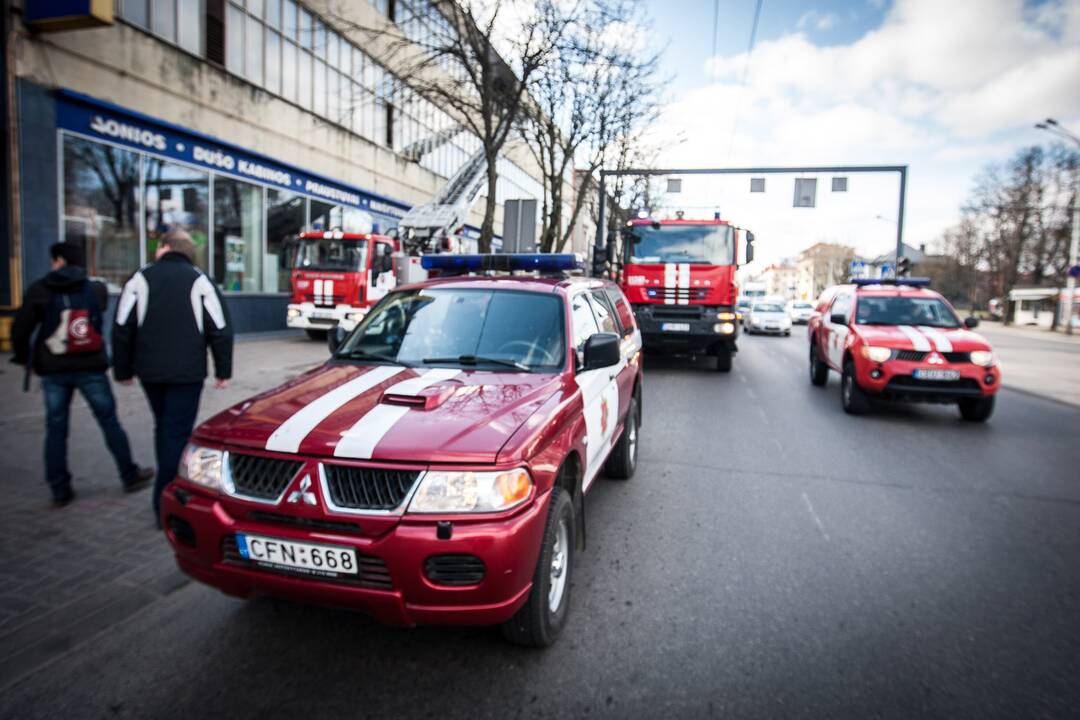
[789, 300, 815, 324]
[746, 301, 792, 336]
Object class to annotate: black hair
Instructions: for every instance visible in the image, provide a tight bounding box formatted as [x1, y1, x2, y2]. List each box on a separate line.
[50, 242, 86, 268]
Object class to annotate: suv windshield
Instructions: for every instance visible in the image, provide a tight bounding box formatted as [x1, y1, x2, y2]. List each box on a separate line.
[627, 224, 734, 265]
[294, 238, 366, 271]
[855, 296, 960, 328]
[753, 303, 784, 313]
[338, 288, 566, 371]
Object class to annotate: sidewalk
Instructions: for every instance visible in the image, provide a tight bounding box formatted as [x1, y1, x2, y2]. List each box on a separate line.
[0, 333, 327, 692]
[977, 323, 1080, 407]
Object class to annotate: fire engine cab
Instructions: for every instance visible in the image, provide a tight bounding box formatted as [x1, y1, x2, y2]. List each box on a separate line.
[286, 231, 398, 338]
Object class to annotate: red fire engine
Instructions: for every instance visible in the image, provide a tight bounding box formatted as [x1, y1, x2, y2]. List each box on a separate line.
[618, 216, 754, 371]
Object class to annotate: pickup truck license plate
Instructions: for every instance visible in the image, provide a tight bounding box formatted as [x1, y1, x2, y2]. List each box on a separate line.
[913, 368, 960, 381]
[236, 533, 358, 575]
[661, 322, 690, 333]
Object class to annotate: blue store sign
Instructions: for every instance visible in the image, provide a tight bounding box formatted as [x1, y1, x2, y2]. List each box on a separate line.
[56, 90, 411, 224]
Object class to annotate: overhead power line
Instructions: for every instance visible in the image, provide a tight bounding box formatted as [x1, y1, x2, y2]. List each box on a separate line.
[727, 0, 765, 157]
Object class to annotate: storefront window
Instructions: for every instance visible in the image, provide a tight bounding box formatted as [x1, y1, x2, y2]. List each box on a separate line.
[213, 178, 264, 292]
[267, 188, 306, 293]
[62, 136, 142, 292]
[144, 159, 210, 270]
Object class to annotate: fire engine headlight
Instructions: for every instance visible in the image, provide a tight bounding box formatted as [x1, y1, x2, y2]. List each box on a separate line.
[714, 322, 736, 334]
[862, 346, 893, 363]
[717, 311, 737, 321]
[408, 468, 533, 514]
[970, 350, 995, 367]
[178, 444, 227, 492]
[287, 308, 301, 319]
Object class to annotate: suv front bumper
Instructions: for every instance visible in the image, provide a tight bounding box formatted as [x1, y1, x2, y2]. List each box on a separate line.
[161, 481, 550, 626]
[855, 358, 1001, 402]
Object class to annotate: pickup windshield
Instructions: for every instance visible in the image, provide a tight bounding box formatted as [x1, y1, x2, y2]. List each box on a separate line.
[627, 224, 734, 265]
[855, 296, 961, 328]
[337, 288, 566, 371]
[294, 238, 367, 272]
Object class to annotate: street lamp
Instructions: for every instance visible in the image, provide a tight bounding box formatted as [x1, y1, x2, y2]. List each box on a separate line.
[1035, 118, 1080, 335]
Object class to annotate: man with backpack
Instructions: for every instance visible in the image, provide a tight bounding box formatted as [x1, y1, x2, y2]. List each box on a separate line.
[11, 243, 153, 507]
[113, 229, 233, 525]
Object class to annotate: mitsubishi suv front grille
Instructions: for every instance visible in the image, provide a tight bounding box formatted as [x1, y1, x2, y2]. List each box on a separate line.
[323, 465, 422, 511]
[229, 453, 303, 501]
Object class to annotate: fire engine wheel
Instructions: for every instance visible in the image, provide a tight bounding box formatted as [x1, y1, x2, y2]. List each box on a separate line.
[501, 487, 575, 648]
[841, 361, 870, 415]
[809, 343, 829, 386]
[605, 395, 639, 480]
[958, 395, 995, 422]
[305, 329, 327, 340]
[715, 346, 733, 372]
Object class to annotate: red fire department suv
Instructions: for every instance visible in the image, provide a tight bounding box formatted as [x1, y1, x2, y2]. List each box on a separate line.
[807, 279, 1000, 421]
[162, 254, 643, 647]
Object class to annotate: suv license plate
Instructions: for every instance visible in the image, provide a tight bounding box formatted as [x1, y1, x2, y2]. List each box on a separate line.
[236, 533, 358, 575]
[913, 368, 961, 381]
[661, 322, 690, 332]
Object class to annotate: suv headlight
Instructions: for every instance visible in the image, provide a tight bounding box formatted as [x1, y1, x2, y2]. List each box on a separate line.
[970, 350, 995, 367]
[861, 346, 893, 363]
[178, 444, 226, 491]
[408, 468, 533, 513]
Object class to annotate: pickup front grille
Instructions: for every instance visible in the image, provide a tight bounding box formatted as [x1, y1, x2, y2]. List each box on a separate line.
[229, 454, 303, 501]
[221, 536, 392, 590]
[894, 350, 927, 362]
[323, 465, 421, 511]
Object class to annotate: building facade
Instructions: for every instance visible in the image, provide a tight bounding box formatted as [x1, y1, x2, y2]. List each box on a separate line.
[3, 0, 546, 334]
[759, 263, 797, 300]
[795, 242, 856, 301]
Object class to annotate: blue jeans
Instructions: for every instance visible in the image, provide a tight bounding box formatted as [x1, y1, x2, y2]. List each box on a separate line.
[42, 371, 138, 500]
[141, 382, 203, 519]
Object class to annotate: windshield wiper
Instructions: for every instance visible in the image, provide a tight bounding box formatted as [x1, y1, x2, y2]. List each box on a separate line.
[422, 355, 531, 372]
[336, 349, 410, 366]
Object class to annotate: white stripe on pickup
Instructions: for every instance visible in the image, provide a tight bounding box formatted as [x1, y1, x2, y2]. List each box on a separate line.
[266, 366, 406, 453]
[897, 325, 932, 352]
[334, 368, 461, 459]
[918, 326, 953, 352]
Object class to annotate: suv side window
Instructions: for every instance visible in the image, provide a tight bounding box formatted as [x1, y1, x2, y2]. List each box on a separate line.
[570, 292, 601, 351]
[603, 286, 636, 336]
[829, 293, 853, 322]
[588, 290, 619, 335]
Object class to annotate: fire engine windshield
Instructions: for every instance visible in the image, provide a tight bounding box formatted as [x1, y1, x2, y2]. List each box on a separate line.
[294, 238, 367, 272]
[628, 224, 734, 265]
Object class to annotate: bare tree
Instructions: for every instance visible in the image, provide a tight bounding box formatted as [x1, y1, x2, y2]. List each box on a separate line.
[522, 0, 661, 253]
[335, 0, 574, 252]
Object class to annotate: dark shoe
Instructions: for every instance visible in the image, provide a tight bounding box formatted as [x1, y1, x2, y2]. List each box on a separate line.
[124, 467, 154, 493]
[52, 490, 75, 508]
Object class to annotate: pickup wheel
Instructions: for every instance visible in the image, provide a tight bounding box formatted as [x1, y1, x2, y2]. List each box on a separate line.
[501, 487, 575, 647]
[809, 342, 829, 386]
[958, 395, 995, 422]
[605, 395, 639, 480]
[841, 361, 870, 415]
[715, 346, 733, 372]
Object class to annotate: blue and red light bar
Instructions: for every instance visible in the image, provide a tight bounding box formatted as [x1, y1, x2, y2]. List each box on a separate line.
[421, 253, 583, 273]
[851, 277, 931, 287]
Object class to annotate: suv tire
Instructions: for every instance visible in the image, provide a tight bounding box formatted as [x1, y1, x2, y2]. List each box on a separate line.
[809, 342, 829, 386]
[501, 487, 575, 647]
[841, 361, 870, 415]
[605, 395, 639, 480]
[958, 395, 994, 422]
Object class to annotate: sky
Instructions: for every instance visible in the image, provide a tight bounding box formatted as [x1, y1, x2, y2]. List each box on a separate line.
[637, 0, 1080, 270]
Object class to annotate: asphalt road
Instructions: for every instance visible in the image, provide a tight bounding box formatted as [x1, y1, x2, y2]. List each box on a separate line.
[2, 329, 1079, 719]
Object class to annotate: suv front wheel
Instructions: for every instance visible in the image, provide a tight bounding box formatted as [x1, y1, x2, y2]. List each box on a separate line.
[841, 361, 870, 415]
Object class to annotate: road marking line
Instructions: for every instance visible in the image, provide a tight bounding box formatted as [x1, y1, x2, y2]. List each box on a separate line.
[757, 407, 770, 425]
[801, 492, 831, 542]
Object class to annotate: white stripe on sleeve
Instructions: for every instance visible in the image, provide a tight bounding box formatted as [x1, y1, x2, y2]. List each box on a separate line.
[116, 271, 149, 327]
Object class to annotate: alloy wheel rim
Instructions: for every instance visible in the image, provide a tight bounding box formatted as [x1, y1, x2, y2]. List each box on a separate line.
[628, 415, 638, 465]
[548, 518, 569, 613]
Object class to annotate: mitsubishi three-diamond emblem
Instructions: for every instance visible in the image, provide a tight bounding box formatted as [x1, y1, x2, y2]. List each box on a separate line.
[287, 475, 318, 505]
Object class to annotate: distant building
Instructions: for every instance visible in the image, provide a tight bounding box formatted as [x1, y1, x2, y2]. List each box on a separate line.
[867, 243, 926, 278]
[759, 263, 798, 299]
[795, 243, 857, 300]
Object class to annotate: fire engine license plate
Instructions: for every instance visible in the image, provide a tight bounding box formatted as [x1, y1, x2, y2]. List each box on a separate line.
[913, 368, 961, 381]
[661, 322, 691, 333]
[236, 533, 358, 575]
[310, 310, 336, 320]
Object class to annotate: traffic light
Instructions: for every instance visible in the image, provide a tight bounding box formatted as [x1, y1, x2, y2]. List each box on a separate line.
[897, 256, 911, 277]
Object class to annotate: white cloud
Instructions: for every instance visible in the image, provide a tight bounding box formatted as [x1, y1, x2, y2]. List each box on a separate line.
[796, 10, 841, 31]
[652, 0, 1080, 266]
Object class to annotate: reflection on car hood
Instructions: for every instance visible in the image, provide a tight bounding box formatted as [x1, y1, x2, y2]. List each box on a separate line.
[194, 363, 563, 463]
[854, 324, 992, 352]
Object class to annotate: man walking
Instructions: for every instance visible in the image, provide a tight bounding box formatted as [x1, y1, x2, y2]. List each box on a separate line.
[11, 243, 153, 506]
[113, 229, 233, 524]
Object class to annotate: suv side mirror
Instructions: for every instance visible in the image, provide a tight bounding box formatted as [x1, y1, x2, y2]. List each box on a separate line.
[328, 325, 348, 354]
[582, 333, 620, 371]
[964, 316, 980, 329]
[830, 312, 847, 325]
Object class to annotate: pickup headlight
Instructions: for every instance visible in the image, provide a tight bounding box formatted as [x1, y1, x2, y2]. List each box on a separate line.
[970, 350, 995, 367]
[861, 346, 893, 363]
[408, 468, 533, 513]
[178, 444, 227, 492]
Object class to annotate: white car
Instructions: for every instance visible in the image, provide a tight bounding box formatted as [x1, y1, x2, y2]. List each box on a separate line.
[789, 300, 815, 324]
[747, 301, 792, 336]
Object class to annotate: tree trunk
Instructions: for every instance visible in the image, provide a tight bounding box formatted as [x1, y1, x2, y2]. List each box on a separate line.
[479, 156, 499, 254]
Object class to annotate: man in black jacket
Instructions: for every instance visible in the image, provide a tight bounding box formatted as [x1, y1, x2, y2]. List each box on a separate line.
[11, 243, 152, 507]
[113, 229, 234, 523]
